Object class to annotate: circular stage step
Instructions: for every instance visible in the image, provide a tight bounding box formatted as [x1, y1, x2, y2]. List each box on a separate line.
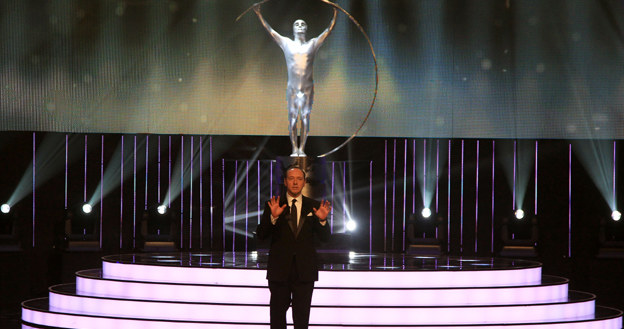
[21, 252, 623, 329]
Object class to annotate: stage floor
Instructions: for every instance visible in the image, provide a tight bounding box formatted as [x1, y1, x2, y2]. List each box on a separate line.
[103, 251, 542, 270]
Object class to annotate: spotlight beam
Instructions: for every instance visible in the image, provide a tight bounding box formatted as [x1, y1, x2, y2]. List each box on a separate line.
[415, 139, 446, 209]
[223, 211, 263, 225]
[163, 138, 213, 206]
[8, 134, 81, 207]
[222, 224, 256, 238]
[573, 140, 616, 210]
[500, 140, 534, 211]
[222, 138, 269, 208]
[88, 137, 149, 207]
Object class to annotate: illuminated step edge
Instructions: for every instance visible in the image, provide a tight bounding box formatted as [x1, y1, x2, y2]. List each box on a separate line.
[77, 269, 570, 306]
[22, 298, 623, 329]
[47, 285, 596, 325]
[101, 261, 542, 288]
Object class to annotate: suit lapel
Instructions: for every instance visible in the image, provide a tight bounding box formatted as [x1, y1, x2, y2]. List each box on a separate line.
[295, 197, 314, 238]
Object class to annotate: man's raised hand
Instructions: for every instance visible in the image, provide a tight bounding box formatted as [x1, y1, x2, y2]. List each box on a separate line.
[268, 196, 287, 219]
[313, 200, 332, 221]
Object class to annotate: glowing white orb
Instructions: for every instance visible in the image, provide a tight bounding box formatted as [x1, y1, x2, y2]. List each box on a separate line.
[82, 204, 92, 214]
[157, 205, 167, 215]
[612, 210, 621, 221]
[0, 204, 10, 214]
[346, 220, 357, 231]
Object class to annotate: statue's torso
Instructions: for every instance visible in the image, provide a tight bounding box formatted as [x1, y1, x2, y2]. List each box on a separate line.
[282, 39, 317, 92]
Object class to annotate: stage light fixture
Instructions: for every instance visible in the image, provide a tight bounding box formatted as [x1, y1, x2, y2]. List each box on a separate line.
[514, 209, 525, 220]
[346, 219, 357, 231]
[82, 203, 93, 214]
[421, 207, 432, 219]
[0, 203, 10, 214]
[612, 210, 621, 221]
[157, 205, 168, 215]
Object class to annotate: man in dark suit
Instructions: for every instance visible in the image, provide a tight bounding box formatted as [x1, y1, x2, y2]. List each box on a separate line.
[256, 165, 331, 329]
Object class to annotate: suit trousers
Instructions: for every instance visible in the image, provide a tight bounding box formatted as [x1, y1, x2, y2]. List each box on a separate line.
[268, 256, 315, 329]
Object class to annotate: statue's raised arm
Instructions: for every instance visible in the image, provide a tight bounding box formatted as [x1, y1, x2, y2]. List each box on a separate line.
[312, 9, 337, 51]
[254, 6, 287, 47]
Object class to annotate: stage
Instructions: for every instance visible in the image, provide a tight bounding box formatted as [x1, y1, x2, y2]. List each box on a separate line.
[21, 252, 623, 329]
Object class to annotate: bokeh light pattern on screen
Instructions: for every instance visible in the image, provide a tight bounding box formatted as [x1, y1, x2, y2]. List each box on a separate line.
[1, 0, 623, 139]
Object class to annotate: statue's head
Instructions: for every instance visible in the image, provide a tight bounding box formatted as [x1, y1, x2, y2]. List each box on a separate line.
[293, 19, 307, 36]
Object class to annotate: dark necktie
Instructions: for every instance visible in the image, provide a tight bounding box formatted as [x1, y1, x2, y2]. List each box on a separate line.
[290, 199, 298, 234]
[291, 199, 298, 225]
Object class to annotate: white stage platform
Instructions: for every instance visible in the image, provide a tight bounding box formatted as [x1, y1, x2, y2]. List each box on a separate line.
[21, 252, 623, 328]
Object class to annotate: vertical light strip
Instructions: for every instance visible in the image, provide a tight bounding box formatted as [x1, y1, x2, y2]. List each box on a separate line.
[245, 161, 249, 252]
[613, 140, 617, 210]
[82, 134, 87, 203]
[412, 140, 416, 215]
[200, 137, 203, 250]
[392, 139, 397, 251]
[157, 137, 161, 204]
[32, 132, 36, 247]
[568, 143, 572, 258]
[222, 159, 226, 251]
[233, 161, 238, 251]
[100, 135, 104, 249]
[145, 136, 149, 211]
[475, 140, 480, 253]
[513, 140, 517, 210]
[460, 140, 464, 253]
[369, 160, 373, 254]
[168, 137, 172, 208]
[384, 140, 388, 252]
[65, 134, 68, 209]
[209, 137, 214, 249]
[331, 162, 335, 233]
[133, 136, 137, 250]
[436, 140, 440, 213]
[402, 139, 407, 250]
[257, 160, 261, 226]
[491, 141, 496, 254]
[180, 137, 184, 249]
[343, 163, 347, 230]
[190, 137, 194, 250]
[447, 140, 451, 253]
[120, 136, 124, 249]
[84, 135, 88, 203]
[422, 140, 426, 212]
[535, 141, 538, 215]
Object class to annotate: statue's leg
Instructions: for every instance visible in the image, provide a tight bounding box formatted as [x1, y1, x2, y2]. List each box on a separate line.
[298, 92, 313, 156]
[288, 92, 299, 157]
[299, 107, 311, 157]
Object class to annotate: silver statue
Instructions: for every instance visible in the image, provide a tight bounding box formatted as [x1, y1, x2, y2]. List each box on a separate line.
[254, 6, 337, 157]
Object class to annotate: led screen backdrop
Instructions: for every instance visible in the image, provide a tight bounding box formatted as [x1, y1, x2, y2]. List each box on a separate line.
[1, 0, 623, 138]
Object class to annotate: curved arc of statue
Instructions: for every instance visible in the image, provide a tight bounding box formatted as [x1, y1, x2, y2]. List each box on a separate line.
[237, 0, 378, 158]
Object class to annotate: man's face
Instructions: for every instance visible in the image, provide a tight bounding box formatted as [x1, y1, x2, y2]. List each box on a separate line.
[284, 168, 306, 197]
[293, 19, 307, 36]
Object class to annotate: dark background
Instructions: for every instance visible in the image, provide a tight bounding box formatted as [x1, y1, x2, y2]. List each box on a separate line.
[1, 132, 624, 327]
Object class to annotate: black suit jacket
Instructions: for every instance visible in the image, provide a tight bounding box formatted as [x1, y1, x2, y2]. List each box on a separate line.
[256, 195, 330, 282]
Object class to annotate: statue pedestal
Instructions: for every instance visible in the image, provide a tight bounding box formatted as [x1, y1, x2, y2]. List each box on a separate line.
[276, 156, 327, 200]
